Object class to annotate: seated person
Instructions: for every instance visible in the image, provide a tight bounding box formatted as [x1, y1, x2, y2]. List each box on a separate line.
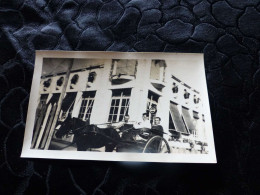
[133, 113, 151, 129]
[133, 113, 151, 140]
[118, 115, 135, 141]
[98, 115, 131, 130]
[119, 115, 133, 129]
[151, 117, 164, 137]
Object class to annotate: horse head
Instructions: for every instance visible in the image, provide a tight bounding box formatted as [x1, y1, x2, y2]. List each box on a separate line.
[55, 115, 74, 138]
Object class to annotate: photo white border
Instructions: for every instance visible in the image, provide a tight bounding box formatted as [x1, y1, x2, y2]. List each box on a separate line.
[21, 51, 217, 163]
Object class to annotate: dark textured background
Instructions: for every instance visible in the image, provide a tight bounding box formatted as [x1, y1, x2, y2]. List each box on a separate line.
[0, 0, 260, 194]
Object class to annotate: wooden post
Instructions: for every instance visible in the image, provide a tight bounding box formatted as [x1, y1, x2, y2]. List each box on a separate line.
[44, 59, 73, 150]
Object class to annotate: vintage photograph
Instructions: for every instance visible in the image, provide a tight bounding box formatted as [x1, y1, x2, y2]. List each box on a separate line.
[21, 51, 216, 163]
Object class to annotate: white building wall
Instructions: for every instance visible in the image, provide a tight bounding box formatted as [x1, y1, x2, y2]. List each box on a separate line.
[37, 58, 207, 145]
[128, 59, 151, 122]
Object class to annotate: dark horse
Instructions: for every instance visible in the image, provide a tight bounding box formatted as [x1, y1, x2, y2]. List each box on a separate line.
[55, 116, 120, 152]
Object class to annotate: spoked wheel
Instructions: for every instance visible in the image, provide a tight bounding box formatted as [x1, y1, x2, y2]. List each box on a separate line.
[142, 136, 171, 153]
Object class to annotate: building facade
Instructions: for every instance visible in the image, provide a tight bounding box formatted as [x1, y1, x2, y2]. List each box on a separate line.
[31, 58, 207, 152]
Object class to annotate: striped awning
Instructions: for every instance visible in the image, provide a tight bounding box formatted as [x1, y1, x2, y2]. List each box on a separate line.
[182, 107, 196, 133]
[170, 103, 189, 134]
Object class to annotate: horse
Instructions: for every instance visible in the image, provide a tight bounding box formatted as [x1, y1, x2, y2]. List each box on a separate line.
[55, 116, 120, 152]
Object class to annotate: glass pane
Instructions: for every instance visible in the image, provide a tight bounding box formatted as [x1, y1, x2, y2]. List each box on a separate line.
[79, 114, 83, 119]
[89, 100, 94, 107]
[114, 107, 118, 115]
[111, 99, 115, 106]
[87, 107, 93, 114]
[109, 107, 114, 114]
[120, 108, 124, 115]
[125, 107, 129, 115]
[113, 115, 117, 122]
[122, 99, 126, 106]
[115, 100, 120, 106]
[108, 115, 112, 122]
[119, 115, 123, 121]
[81, 107, 86, 115]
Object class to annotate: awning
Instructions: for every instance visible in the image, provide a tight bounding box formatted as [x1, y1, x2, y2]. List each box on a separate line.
[182, 107, 196, 133]
[170, 103, 189, 134]
[193, 111, 199, 119]
[61, 92, 77, 112]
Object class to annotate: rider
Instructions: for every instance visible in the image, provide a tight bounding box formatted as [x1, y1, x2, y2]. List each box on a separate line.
[151, 117, 164, 137]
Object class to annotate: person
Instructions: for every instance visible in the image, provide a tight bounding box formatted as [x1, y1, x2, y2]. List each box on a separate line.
[106, 115, 131, 130]
[151, 117, 164, 137]
[134, 113, 151, 129]
[132, 113, 151, 140]
[118, 115, 133, 131]
[119, 115, 135, 142]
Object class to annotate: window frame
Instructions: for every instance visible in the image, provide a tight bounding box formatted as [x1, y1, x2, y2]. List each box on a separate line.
[108, 89, 131, 122]
[78, 91, 96, 121]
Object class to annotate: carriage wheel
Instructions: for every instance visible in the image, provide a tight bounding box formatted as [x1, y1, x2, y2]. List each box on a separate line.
[142, 136, 171, 153]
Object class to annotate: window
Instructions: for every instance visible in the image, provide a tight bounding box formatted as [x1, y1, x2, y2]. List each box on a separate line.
[150, 60, 166, 81]
[111, 59, 137, 76]
[78, 91, 96, 121]
[146, 91, 159, 119]
[108, 89, 131, 122]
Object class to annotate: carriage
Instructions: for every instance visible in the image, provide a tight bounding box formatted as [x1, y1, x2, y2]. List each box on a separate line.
[55, 116, 171, 153]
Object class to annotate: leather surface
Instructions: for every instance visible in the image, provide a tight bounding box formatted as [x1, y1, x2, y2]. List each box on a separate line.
[0, 0, 260, 194]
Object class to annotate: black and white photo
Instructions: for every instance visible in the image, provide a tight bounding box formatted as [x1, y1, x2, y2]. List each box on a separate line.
[21, 51, 216, 163]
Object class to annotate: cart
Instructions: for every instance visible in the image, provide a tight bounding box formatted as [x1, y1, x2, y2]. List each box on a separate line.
[115, 125, 171, 153]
